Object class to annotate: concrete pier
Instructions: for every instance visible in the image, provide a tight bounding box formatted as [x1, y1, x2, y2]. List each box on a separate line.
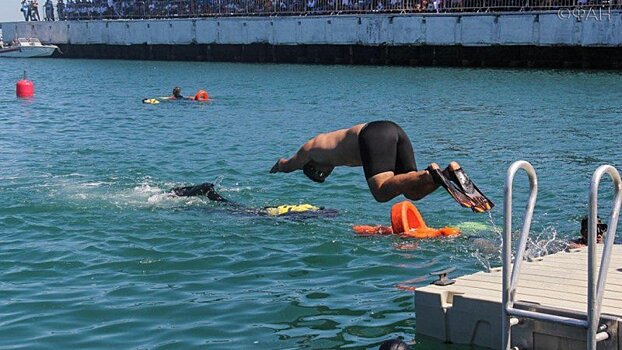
[2, 12, 622, 67]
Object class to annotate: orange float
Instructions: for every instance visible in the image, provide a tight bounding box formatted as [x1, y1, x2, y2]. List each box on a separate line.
[353, 200, 460, 239]
[391, 201, 460, 238]
[194, 90, 209, 101]
[352, 225, 393, 236]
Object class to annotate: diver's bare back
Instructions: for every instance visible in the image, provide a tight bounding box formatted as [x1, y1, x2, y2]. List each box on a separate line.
[309, 123, 366, 166]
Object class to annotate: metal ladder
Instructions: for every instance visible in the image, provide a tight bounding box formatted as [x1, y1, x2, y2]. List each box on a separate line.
[501, 160, 622, 350]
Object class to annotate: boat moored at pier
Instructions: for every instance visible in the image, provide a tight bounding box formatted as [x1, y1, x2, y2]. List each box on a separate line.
[0, 38, 58, 58]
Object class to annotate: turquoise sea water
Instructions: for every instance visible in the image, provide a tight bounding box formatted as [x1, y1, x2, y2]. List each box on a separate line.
[1, 59, 622, 349]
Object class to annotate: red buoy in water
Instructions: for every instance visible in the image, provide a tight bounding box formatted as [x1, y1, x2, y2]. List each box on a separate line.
[16, 71, 34, 98]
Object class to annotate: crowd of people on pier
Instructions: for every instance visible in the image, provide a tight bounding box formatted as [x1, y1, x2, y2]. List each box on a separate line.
[20, 0, 57, 21]
[17, 0, 614, 20]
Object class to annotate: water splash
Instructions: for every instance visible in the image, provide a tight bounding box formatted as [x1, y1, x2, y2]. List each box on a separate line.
[472, 250, 492, 272]
[35, 175, 219, 209]
[471, 215, 569, 271]
[525, 225, 566, 259]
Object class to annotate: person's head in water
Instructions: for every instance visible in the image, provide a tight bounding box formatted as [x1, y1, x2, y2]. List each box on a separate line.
[302, 161, 334, 183]
[172, 87, 182, 98]
[580, 216, 607, 244]
[379, 339, 410, 350]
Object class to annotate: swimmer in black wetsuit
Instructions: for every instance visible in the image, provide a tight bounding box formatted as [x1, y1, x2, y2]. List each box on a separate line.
[170, 182, 229, 202]
[169, 182, 337, 219]
[270, 120, 493, 212]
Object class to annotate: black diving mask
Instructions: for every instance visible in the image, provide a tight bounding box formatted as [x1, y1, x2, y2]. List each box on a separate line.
[303, 162, 332, 183]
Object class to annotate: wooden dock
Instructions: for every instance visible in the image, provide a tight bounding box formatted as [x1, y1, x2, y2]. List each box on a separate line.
[415, 245, 622, 349]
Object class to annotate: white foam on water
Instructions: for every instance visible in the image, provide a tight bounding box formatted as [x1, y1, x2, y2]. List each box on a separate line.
[114, 180, 210, 209]
[220, 185, 252, 193]
[525, 225, 566, 259]
[82, 182, 107, 188]
[146, 193, 168, 204]
[470, 212, 570, 271]
[39, 175, 215, 209]
[209, 176, 254, 194]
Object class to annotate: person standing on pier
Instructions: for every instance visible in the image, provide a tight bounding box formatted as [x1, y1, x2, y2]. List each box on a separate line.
[21, 0, 31, 21]
[56, 0, 65, 20]
[30, 0, 41, 20]
[44, 0, 55, 20]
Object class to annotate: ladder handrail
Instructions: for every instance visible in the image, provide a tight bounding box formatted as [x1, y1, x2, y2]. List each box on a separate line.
[502, 160, 538, 350]
[587, 165, 622, 350]
[501, 162, 622, 350]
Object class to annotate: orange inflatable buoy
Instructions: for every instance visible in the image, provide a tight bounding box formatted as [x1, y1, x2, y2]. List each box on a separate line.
[391, 201, 426, 235]
[353, 225, 393, 236]
[352, 201, 459, 239]
[194, 90, 209, 101]
[390, 201, 460, 238]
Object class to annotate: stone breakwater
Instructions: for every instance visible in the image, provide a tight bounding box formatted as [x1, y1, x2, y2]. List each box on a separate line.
[2, 12, 622, 68]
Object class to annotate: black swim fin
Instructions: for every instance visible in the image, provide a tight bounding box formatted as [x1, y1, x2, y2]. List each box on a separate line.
[170, 182, 228, 202]
[444, 166, 494, 212]
[427, 165, 478, 210]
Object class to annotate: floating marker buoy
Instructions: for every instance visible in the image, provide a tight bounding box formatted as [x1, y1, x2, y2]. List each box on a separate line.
[390, 201, 460, 238]
[194, 90, 209, 101]
[352, 201, 460, 239]
[352, 225, 393, 235]
[16, 71, 34, 98]
[390, 201, 426, 235]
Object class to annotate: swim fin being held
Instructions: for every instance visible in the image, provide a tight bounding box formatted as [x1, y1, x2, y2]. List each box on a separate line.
[427, 162, 494, 213]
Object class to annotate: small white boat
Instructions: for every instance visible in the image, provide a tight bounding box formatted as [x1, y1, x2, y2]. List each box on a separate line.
[0, 38, 58, 58]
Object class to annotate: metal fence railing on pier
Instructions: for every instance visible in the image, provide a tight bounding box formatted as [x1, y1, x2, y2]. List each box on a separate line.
[47, 0, 618, 21]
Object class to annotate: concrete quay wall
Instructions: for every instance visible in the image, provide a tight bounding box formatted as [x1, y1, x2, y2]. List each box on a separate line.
[2, 12, 622, 68]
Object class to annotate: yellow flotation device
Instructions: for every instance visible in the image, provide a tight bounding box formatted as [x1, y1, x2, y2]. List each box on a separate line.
[143, 98, 160, 104]
[265, 204, 320, 216]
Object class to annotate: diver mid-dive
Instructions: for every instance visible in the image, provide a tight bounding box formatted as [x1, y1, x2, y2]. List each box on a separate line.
[168, 182, 337, 219]
[270, 120, 494, 212]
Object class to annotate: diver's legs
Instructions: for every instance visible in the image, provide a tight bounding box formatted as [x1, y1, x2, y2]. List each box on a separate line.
[366, 167, 438, 203]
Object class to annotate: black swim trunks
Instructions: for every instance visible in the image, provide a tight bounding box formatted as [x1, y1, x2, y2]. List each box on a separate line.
[358, 121, 417, 179]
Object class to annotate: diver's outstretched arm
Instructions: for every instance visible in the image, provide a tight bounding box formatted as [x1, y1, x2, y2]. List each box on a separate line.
[270, 141, 312, 173]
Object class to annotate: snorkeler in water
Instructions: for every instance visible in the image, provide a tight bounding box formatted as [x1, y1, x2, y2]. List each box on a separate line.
[170, 182, 229, 202]
[169, 87, 192, 100]
[270, 120, 493, 212]
[168, 182, 337, 219]
[568, 216, 608, 249]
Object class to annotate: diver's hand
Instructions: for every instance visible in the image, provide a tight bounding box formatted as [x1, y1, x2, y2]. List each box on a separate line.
[270, 159, 284, 173]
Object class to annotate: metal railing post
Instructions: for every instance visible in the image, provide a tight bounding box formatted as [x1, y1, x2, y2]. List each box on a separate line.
[502, 160, 538, 350]
[501, 162, 621, 350]
[587, 165, 622, 350]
